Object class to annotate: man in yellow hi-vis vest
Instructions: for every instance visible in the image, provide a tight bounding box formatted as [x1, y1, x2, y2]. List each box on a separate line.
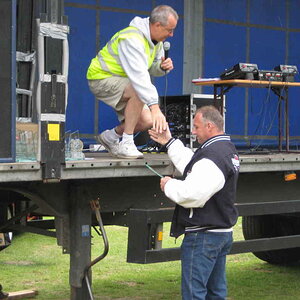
[87, 5, 178, 159]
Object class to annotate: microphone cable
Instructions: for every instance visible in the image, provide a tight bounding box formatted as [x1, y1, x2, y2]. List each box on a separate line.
[162, 41, 170, 116]
[163, 69, 168, 116]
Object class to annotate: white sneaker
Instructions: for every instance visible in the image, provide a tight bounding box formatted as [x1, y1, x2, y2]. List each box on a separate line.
[117, 141, 144, 159]
[97, 130, 119, 157]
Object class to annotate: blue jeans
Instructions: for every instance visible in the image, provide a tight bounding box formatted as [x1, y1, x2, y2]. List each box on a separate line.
[181, 231, 233, 300]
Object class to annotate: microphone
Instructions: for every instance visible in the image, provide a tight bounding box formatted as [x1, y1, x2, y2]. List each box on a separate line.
[163, 41, 171, 59]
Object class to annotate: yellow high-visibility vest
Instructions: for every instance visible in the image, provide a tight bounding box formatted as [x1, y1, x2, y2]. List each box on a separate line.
[87, 26, 160, 80]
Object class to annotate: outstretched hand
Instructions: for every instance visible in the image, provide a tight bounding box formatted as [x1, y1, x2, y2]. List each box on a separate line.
[148, 124, 172, 145]
[150, 104, 167, 133]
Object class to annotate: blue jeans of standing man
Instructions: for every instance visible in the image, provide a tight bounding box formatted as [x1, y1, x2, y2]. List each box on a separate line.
[181, 231, 233, 300]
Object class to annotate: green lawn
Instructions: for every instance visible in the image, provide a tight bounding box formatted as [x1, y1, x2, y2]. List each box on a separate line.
[1, 220, 300, 299]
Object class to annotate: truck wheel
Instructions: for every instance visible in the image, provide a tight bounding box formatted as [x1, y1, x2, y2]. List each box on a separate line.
[242, 214, 300, 264]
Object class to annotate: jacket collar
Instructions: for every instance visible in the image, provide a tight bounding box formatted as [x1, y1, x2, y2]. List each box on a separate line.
[200, 134, 231, 149]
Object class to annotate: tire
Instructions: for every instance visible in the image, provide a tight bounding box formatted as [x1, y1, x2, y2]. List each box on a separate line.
[242, 214, 300, 264]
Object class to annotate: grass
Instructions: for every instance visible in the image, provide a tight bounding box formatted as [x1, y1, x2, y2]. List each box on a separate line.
[1, 219, 300, 299]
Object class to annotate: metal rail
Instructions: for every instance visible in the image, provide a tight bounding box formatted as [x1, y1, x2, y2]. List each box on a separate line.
[1, 152, 300, 183]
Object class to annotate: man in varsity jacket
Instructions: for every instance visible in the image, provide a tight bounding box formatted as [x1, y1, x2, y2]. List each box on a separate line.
[149, 105, 240, 300]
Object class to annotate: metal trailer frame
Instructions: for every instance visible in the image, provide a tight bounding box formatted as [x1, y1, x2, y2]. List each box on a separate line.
[2, 153, 300, 299]
[1, 0, 300, 299]
[0, 154, 174, 299]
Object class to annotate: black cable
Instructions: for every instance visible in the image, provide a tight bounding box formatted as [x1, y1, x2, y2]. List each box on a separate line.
[251, 84, 284, 152]
[163, 70, 168, 115]
[149, 70, 168, 153]
[84, 200, 110, 300]
[253, 83, 272, 135]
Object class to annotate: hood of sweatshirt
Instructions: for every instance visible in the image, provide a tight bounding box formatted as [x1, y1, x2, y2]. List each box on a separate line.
[129, 16, 155, 47]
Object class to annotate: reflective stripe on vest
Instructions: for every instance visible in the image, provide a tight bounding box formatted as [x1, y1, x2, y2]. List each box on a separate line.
[97, 26, 158, 77]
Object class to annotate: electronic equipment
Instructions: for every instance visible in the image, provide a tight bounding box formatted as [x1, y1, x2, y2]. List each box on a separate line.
[258, 70, 283, 81]
[159, 94, 224, 150]
[220, 63, 258, 80]
[274, 65, 298, 82]
[220, 63, 298, 82]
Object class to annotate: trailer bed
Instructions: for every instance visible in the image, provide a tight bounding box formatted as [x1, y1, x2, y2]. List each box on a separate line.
[1, 152, 300, 183]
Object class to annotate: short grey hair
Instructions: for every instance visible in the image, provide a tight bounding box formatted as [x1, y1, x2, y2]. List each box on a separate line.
[196, 105, 224, 131]
[149, 5, 178, 26]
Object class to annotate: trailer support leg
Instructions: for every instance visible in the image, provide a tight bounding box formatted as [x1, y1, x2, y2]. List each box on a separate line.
[69, 187, 92, 300]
